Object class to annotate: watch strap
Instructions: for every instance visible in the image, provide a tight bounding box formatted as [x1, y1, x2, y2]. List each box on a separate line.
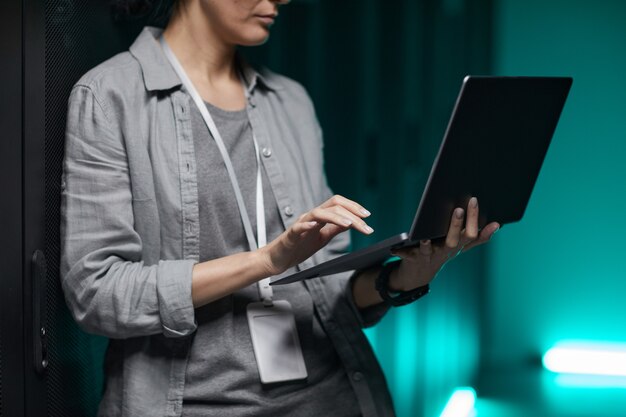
[375, 260, 430, 307]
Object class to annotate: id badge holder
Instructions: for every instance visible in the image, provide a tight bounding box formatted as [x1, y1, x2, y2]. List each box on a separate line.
[246, 300, 308, 384]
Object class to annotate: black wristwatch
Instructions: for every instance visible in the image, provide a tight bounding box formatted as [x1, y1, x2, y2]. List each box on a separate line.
[375, 260, 430, 307]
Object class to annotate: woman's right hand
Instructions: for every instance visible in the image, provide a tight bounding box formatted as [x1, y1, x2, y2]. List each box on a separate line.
[262, 195, 374, 276]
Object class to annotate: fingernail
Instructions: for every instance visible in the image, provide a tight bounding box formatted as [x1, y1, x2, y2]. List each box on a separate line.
[491, 227, 500, 237]
[365, 226, 374, 234]
[342, 218, 353, 226]
[469, 197, 478, 208]
[455, 208, 464, 219]
[361, 209, 371, 217]
[308, 221, 318, 227]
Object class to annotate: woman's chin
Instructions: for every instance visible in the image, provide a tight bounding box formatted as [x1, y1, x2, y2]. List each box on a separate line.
[237, 27, 272, 47]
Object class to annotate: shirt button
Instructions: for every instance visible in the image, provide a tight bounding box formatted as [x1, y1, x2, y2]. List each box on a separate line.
[262, 147, 272, 158]
[352, 371, 364, 382]
[284, 206, 294, 217]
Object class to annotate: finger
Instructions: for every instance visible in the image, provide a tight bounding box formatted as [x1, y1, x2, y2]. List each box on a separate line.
[285, 220, 322, 244]
[329, 205, 374, 235]
[320, 194, 371, 218]
[462, 222, 500, 252]
[318, 223, 345, 241]
[419, 239, 433, 256]
[304, 207, 370, 234]
[445, 208, 465, 248]
[463, 197, 479, 242]
[290, 220, 320, 236]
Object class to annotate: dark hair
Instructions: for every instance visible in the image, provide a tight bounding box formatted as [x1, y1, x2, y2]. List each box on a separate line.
[110, 0, 178, 22]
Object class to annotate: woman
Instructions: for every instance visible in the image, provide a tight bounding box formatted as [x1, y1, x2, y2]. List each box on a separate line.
[61, 0, 499, 416]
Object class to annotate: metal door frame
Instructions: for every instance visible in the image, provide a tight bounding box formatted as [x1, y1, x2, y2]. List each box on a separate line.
[23, 0, 48, 413]
[0, 0, 26, 415]
[0, 0, 47, 415]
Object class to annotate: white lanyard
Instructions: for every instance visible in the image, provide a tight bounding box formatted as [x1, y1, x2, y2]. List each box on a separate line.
[160, 36, 274, 305]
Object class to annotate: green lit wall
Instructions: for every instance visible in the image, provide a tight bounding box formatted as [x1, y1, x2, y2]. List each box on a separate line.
[485, 0, 626, 365]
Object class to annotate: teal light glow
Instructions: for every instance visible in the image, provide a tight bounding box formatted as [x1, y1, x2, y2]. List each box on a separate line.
[440, 388, 476, 417]
[553, 374, 626, 389]
[543, 341, 626, 377]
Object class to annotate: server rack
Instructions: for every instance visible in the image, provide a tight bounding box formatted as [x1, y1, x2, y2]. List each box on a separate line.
[1, 1, 147, 415]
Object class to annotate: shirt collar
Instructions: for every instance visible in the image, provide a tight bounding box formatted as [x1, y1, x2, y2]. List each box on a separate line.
[129, 26, 282, 93]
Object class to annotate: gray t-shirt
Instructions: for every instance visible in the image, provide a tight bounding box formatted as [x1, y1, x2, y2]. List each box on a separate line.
[182, 101, 361, 417]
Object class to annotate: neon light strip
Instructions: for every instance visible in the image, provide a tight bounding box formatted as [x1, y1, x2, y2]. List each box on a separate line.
[440, 388, 476, 417]
[554, 374, 626, 389]
[543, 342, 626, 377]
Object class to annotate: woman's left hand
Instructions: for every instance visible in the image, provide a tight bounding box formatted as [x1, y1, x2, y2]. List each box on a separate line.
[388, 197, 500, 292]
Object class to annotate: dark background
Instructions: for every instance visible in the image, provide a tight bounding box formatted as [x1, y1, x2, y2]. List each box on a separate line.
[1, 0, 625, 416]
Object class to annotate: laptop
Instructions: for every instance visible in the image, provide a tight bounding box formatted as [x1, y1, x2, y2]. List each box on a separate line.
[271, 76, 572, 286]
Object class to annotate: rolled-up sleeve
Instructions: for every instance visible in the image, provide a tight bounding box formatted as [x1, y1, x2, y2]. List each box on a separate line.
[60, 85, 197, 339]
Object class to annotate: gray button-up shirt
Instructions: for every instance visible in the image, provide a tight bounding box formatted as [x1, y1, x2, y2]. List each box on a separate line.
[61, 26, 394, 417]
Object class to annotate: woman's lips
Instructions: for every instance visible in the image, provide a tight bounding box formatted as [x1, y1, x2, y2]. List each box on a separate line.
[255, 14, 277, 25]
